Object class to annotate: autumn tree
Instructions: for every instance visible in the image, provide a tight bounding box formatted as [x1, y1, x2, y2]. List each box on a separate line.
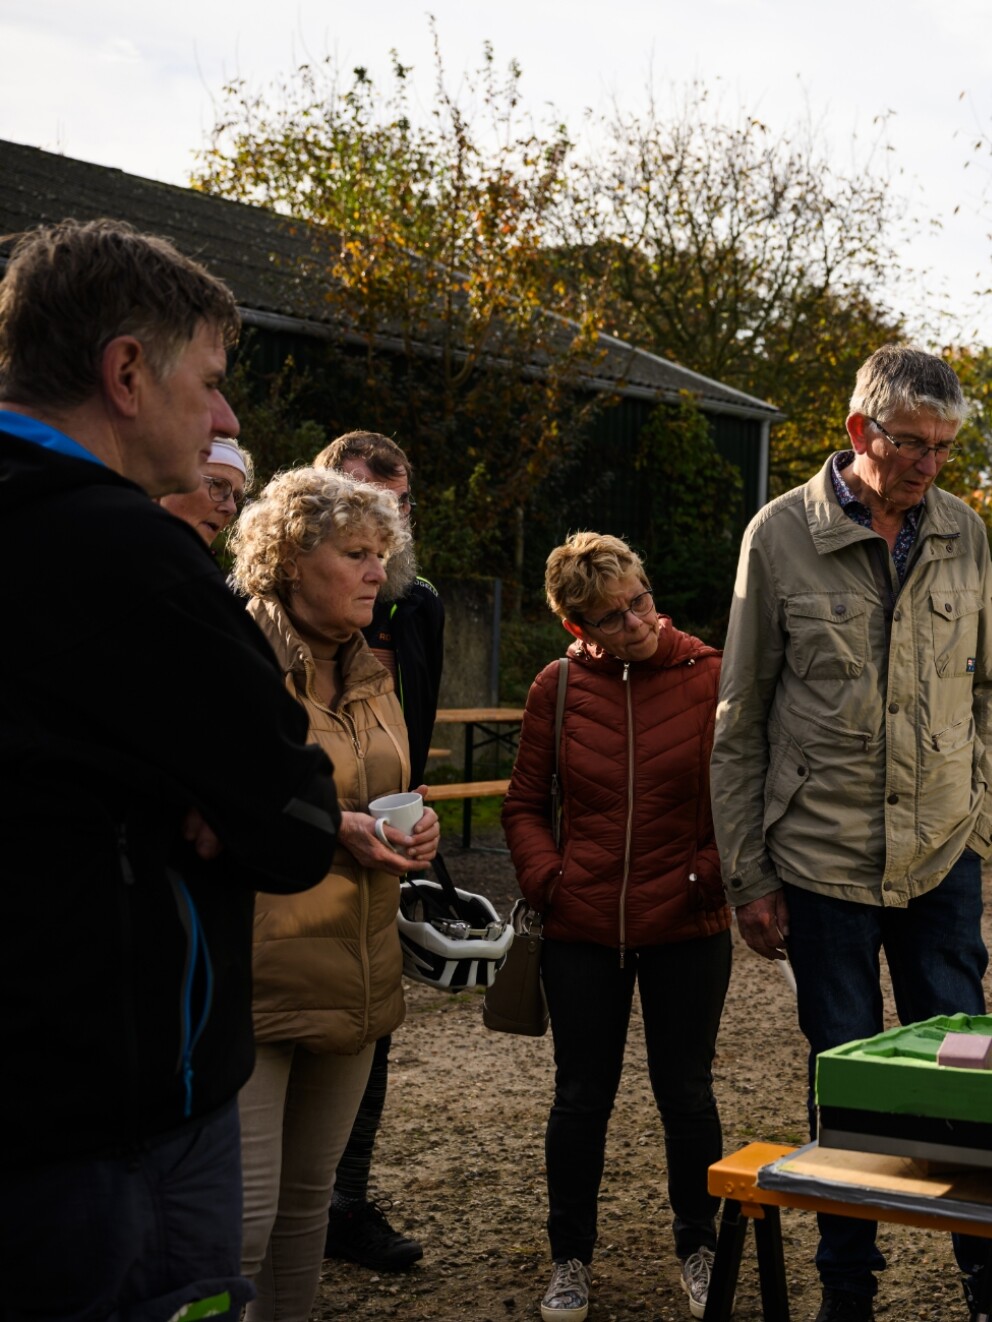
[194, 40, 992, 631]
[547, 84, 909, 492]
[193, 35, 600, 588]
[937, 344, 992, 538]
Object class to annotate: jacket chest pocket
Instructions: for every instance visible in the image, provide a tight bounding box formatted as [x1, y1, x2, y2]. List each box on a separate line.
[784, 593, 868, 680]
[929, 588, 982, 678]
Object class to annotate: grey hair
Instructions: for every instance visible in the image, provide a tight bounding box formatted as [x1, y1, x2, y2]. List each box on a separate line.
[849, 345, 968, 426]
[224, 440, 256, 493]
[0, 218, 239, 408]
[229, 466, 411, 599]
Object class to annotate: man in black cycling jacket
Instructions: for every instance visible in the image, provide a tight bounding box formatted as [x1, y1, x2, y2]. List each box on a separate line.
[0, 219, 340, 1321]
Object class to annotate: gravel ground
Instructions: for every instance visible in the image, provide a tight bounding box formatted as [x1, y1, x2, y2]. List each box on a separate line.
[311, 829, 992, 1322]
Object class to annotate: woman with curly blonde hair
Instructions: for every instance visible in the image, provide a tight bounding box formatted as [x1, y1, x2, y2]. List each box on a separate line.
[229, 467, 440, 1322]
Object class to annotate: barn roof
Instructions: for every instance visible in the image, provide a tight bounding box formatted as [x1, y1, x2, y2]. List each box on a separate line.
[0, 137, 782, 421]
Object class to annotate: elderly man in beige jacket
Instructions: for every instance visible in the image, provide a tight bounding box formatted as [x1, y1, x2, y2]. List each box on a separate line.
[711, 346, 992, 1322]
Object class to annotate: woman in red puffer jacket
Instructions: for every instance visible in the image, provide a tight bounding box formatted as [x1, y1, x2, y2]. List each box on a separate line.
[502, 531, 731, 1322]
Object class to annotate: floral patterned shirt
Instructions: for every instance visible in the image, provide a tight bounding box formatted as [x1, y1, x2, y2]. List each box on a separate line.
[831, 451, 923, 584]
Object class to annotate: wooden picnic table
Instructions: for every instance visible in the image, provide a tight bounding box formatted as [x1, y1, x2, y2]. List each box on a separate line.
[432, 706, 526, 725]
[429, 708, 525, 847]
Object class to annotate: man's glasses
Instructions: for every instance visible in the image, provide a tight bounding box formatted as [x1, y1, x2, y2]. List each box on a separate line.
[398, 492, 417, 514]
[202, 475, 247, 509]
[868, 419, 956, 464]
[583, 589, 655, 635]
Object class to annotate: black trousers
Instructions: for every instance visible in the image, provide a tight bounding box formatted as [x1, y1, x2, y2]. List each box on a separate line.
[542, 930, 731, 1264]
[2, 1100, 249, 1321]
[332, 1034, 391, 1203]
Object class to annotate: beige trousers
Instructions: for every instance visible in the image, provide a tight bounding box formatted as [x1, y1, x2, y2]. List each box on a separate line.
[239, 1040, 374, 1322]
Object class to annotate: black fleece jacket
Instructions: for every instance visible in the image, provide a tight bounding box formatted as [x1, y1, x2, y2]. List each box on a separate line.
[363, 578, 445, 788]
[0, 429, 340, 1170]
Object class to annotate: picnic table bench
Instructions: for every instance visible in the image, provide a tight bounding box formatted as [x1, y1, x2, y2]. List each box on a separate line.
[426, 707, 524, 848]
[704, 1141, 992, 1320]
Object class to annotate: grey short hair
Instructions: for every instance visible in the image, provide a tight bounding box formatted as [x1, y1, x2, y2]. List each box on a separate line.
[229, 466, 411, 599]
[849, 345, 968, 426]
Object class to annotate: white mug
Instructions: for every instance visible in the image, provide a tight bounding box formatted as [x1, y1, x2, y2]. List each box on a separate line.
[368, 791, 424, 851]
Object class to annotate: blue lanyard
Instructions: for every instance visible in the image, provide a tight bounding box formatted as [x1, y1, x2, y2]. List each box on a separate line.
[0, 409, 104, 466]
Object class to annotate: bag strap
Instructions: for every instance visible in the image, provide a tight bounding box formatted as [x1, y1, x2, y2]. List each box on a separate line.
[550, 657, 569, 848]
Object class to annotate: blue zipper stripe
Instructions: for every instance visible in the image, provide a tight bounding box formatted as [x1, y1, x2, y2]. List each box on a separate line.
[172, 875, 215, 1118]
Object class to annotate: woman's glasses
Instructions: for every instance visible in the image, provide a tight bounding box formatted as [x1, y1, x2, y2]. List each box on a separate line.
[583, 589, 654, 635]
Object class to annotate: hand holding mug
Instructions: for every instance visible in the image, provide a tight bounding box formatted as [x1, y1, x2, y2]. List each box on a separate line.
[368, 787, 439, 865]
[368, 791, 424, 854]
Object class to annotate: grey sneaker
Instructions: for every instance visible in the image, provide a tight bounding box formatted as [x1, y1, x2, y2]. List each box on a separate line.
[541, 1258, 591, 1322]
[680, 1246, 715, 1319]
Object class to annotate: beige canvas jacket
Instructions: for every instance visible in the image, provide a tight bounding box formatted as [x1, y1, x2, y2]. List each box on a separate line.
[711, 454, 992, 909]
[248, 596, 411, 1053]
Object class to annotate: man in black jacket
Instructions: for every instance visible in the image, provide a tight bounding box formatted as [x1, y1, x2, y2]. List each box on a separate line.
[316, 431, 445, 786]
[0, 219, 340, 1321]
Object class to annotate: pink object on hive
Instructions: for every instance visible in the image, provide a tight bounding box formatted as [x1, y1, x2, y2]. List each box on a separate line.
[936, 1031, 992, 1070]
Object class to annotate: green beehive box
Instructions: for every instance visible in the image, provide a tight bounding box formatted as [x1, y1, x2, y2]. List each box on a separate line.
[816, 1013, 992, 1124]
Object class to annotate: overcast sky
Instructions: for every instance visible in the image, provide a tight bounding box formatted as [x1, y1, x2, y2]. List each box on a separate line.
[3, 0, 991, 344]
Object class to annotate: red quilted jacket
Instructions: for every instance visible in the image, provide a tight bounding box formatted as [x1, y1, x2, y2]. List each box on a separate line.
[502, 619, 730, 950]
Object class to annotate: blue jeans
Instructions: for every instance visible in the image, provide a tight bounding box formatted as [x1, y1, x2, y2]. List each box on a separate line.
[542, 930, 731, 1264]
[1, 1101, 251, 1322]
[785, 850, 989, 1299]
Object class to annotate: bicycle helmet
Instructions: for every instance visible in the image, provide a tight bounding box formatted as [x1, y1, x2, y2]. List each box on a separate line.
[398, 874, 513, 990]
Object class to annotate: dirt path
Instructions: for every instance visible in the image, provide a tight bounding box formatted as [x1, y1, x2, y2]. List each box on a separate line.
[312, 833, 991, 1322]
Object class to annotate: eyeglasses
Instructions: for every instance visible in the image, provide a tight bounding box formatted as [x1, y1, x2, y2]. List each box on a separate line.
[583, 588, 655, 635]
[202, 474, 247, 508]
[868, 418, 956, 464]
[398, 493, 417, 514]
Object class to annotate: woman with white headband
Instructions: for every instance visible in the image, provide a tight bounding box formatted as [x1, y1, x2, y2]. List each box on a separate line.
[160, 437, 254, 548]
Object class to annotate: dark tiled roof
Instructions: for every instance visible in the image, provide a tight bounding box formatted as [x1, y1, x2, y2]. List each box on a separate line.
[0, 138, 781, 420]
